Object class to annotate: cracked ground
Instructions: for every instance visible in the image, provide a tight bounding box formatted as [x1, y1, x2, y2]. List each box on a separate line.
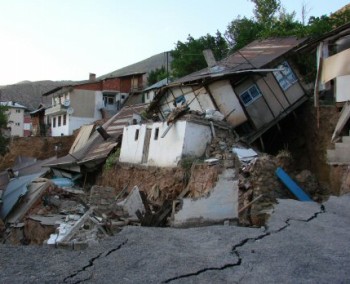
[1, 195, 350, 283]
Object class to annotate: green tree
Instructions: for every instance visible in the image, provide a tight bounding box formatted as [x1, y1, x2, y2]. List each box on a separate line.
[170, 31, 229, 78]
[147, 66, 167, 86]
[0, 105, 9, 155]
[251, 0, 281, 27]
[225, 17, 262, 51]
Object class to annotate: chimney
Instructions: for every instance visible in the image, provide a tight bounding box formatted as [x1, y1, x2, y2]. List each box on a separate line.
[89, 73, 96, 81]
[203, 49, 217, 68]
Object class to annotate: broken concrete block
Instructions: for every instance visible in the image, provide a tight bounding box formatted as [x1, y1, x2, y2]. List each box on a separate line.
[122, 186, 146, 218]
[172, 169, 238, 227]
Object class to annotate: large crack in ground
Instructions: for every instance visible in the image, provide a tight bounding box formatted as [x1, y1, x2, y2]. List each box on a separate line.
[163, 204, 326, 283]
[63, 239, 128, 284]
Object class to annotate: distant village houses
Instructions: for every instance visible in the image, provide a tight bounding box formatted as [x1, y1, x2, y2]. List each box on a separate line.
[0, 101, 30, 137]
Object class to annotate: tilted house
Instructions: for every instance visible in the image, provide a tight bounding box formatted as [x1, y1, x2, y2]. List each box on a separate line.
[149, 37, 309, 145]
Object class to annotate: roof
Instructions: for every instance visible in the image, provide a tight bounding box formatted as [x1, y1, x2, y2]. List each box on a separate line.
[0, 101, 27, 109]
[98, 52, 172, 80]
[297, 22, 350, 53]
[143, 78, 169, 92]
[172, 36, 307, 85]
[45, 103, 148, 170]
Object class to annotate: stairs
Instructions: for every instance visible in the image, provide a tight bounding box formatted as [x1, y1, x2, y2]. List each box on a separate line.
[327, 133, 350, 165]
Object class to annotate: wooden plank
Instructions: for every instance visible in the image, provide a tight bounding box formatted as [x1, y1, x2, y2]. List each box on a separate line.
[60, 209, 93, 242]
[69, 125, 94, 154]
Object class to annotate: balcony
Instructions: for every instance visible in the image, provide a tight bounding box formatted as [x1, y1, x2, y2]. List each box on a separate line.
[45, 104, 68, 116]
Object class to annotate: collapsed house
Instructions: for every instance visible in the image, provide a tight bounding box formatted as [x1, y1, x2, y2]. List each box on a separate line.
[149, 37, 309, 147]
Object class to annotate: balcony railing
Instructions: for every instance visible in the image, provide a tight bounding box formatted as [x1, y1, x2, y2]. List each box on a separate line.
[45, 104, 68, 116]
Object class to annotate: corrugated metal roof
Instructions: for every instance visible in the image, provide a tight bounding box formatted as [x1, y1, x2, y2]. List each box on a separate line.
[143, 78, 169, 92]
[173, 37, 307, 84]
[0, 172, 45, 220]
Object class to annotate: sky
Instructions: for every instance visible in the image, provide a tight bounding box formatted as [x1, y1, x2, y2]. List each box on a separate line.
[0, 0, 349, 86]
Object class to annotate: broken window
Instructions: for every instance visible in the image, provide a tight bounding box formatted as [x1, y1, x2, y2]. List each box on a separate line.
[135, 129, 139, 141]
[239, 84, 262, 106]
[273, 61, 297, 91]
[154, 128, 159, 140]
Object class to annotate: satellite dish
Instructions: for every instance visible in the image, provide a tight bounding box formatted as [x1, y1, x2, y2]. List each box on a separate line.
[67, 107, 74, 115]
[63, 99, 70, 107]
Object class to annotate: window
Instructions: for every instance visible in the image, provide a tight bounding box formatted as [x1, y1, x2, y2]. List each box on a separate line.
[58, 116, 61, 127]
[154, 128, 159, 140]
[63, 114, 67, 125]
[239, 84, 262, 106]
[53, 117, 56, 128]
[273, 61, 297, 91]
[103, 93, 116, 106]
[16, 109, 21, 113]
[131, 78, 138, 90]
[15, 122, 20, 126]
[135, 129, 139, 140]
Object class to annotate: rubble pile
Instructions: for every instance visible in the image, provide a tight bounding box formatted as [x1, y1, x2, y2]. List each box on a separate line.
[238, 154, 288, 226]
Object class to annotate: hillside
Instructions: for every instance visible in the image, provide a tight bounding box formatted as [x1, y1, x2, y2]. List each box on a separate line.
[0, 80, 73, 111]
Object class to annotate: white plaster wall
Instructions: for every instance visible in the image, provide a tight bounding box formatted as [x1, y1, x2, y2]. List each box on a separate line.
[336, 75, 350, 102]
[94, 91, 105, 118]
[51, 116, 70, 136]
[183, 122, 212, 157]
[7, 108, 24, 136]
[119, 121, 212, 167]
[119, 124, 147, 164]
[209, 80, 248, 127]
[173, 169, 238, 227]
[144, 90, 155, 104]
[147, 121, 187, 167]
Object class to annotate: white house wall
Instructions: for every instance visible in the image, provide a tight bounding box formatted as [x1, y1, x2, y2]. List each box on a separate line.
[173, 169, 238, 227]
[51, 116, 69, 136]
[183, 122, 212, 157]
[195, 87, 216, 110]
[120, 121, 212, 167]
[119, 124, 147, 164]
[7, 108, 24, 137]
[208, 80, 248, 127]
[147, 121, 186, 167]
[336, 75, 350, 102]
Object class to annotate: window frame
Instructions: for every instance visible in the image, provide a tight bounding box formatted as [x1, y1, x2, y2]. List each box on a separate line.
[239, 84, 263, 106]
[273, 61, 298, 91]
